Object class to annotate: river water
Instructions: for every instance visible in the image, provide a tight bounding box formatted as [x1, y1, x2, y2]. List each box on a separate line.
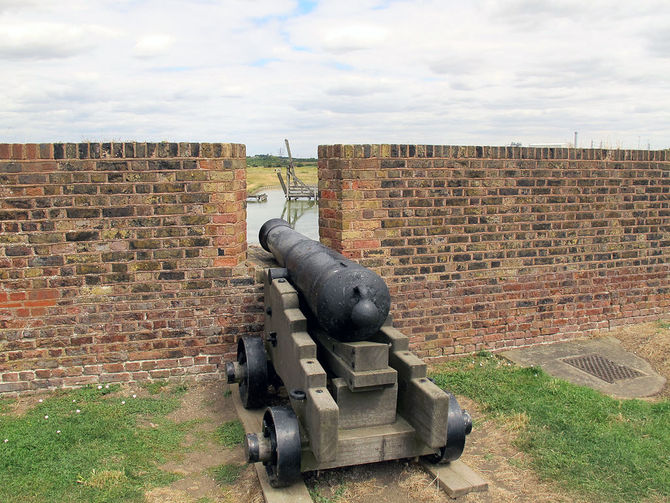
[246, 189, 319, 244]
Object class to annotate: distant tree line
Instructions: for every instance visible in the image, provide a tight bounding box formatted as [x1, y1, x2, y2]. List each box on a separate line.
[246, 154, 317, 168]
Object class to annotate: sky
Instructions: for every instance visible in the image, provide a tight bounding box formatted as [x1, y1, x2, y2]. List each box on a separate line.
[0, 0, 669, 157]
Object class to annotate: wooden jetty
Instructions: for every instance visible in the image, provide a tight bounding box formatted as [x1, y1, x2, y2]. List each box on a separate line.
[277, 139, 317, 200]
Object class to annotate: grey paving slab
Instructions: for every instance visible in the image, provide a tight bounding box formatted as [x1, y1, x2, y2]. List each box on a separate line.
[502, 336, 666, 398]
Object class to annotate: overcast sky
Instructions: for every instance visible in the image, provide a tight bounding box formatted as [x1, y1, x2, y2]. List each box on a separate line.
[1, 0, 668, 157]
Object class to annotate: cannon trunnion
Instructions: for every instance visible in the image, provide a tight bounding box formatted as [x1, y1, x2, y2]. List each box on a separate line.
[227, 219, 471, 487]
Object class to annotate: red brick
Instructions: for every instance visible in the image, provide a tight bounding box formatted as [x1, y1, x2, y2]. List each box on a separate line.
[100, 373, 131, 382]
[2, 372, 19, 382]
[11, 144, 24, 160]
[25, 144, 39, 159]
[103, 363, 124, 373]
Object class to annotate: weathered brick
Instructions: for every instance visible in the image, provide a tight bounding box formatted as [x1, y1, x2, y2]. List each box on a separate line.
[5, 246, 32, 256]
[130, 239, 161, 250]
[66, 208, 101, 218]
[102, 207, 133, 218]
[66, 231, 99, 241]
[76, 264, 106, 274]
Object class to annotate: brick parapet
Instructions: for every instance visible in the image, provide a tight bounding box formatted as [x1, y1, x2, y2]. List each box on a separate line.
[318, 144, 670, 358]
[0, 143, 260, 395]
[317, 144, 669, 162]
[0, 142, 246, 161]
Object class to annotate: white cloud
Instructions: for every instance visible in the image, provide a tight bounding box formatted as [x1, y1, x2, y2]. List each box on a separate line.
[320, 24, 389, 53]
[0, 23, 117, 60]
[0, 0, 40, 13]
[133, 34, 175, 58]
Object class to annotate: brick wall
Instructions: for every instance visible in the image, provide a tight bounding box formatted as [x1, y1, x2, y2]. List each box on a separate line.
[319, 145, 670, 358]
[0, 142, 263, 395]
[3, 141, 668, 394]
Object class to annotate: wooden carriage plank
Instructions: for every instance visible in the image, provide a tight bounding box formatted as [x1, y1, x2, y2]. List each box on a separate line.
[420, 459, 489, 498]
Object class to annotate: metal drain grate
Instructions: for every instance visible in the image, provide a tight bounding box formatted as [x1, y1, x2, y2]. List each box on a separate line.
[561, 354, 645, 384]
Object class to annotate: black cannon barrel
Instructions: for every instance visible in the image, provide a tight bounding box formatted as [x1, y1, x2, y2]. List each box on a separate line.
[259, 218, 390, 342]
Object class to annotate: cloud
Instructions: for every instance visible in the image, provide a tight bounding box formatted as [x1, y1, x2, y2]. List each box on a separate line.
[326, 76, 390, 97]
[133, 34, 175, 58]
[0, 0, 668, 154]
[320, 24, 389, 53]
[647, 27, 670, 58]
[0, 23, 117, 60]
[0, 0, 40, 13]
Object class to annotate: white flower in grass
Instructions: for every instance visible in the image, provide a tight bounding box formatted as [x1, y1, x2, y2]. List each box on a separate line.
[3, 439, 7, 443]
[44, 415, 48, 420]
[132, 394, 137, 399]
[121, 401, 126, 405]
[38, 399, 43, 403]
[97, 385, 103, 390]
[72, 399, 76, 403]
[76, 409, 81, 414]
[56, 430, 61, 434]
[105, 384, 109, 389]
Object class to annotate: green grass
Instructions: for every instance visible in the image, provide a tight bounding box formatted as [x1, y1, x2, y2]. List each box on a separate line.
[246, 165, 317, 194]
[246, 154, 317, 168]
[308, 485, 346, 503]
[215, 420, 245, 447]
[431, 354, 670, 503]
[0, 384, 187, 503]
[0, 398, 13, 414]
[170, 383, 189, 396]
[210, 463, 245, 485]
[658, 319, 670, 329]
[143, 380, 170, 395]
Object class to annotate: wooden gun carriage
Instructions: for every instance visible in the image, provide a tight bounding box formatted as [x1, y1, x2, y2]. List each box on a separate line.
[226, 219, 472, 487]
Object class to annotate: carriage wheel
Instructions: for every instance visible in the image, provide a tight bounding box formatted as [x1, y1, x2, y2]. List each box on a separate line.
[237, 336, 268, 409]
[261, 406, 301, 487]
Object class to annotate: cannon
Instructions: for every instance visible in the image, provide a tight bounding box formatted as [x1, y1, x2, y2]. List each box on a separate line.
[226, 219, 472, 487]
[259, 218, 391, 341]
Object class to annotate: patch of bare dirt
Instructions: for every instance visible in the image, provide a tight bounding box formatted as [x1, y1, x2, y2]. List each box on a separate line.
[3, 394, 46, 416]
[305, 460, 444, 503]
[593, 319, 670, 398]
[145, 382, 263, 503]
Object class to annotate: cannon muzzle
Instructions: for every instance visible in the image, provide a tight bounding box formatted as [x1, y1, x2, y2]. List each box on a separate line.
[259, 218, 390, 341]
